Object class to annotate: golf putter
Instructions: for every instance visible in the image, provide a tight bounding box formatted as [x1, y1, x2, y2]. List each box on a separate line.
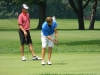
[25, 37, 28, 45]
[56, 44, 63, 62]
[25, 37, 29, 61]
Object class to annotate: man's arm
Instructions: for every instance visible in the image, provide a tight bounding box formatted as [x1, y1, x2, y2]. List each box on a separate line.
[18, 14, 27, 37]
[54, 28, 58, 40]
[47, 34, 58, 45]
[47, 36, 54, 42]
[19, 25, 27, 37]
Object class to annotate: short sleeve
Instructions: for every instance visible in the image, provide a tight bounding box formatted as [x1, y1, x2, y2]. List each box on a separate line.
[53, 22, 57, 28]
[18, 14, 22, 25]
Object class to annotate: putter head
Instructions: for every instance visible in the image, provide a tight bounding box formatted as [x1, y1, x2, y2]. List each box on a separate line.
[56, 44, 58, 47]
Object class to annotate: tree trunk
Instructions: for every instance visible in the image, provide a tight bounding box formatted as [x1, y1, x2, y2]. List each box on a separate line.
[36, 2, 46, 29]
[77, 0, 85, 30]
[77, 10, 85, 30]
[68, 0, 86, 30]
[89, 0, 97, 30]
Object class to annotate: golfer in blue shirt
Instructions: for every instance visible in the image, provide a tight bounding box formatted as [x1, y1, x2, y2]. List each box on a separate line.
[41, 16, 58, 65]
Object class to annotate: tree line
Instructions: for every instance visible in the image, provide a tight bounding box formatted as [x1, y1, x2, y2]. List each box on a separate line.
[0, 0, 100, 30]
[0, 0, 77, 19]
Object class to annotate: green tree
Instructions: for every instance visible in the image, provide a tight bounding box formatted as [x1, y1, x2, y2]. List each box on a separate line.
[0, 0, 19, 19]
[68, 0, 91, 30]
[13, 0, 46, 29]
[96, 1, 100, 20]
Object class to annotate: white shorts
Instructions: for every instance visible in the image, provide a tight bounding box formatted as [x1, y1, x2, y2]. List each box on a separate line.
[41, 32, 54, 48]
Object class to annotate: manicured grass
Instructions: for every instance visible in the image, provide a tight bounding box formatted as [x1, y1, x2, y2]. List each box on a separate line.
[0, 53, 100, 75]
[0, 19, 100, 30]
[0, 30, 100, 53]
[0, 19, 100, 75]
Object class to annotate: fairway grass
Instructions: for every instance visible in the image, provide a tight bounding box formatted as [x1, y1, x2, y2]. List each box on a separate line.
[0, 53, 100, 75]
[0, 19, 100, 75]
[0, 30, 100, 53]
[0, 19, 100, 30]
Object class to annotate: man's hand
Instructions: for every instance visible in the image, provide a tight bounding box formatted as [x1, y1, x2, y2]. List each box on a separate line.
[53, 39, 58, 45]
[47, 35, 58, 45]
[24, 31, 27, 38]
[19, 25, 28, 37]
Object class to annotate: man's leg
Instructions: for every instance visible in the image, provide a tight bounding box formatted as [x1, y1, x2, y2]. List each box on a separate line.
[42, 48, 46, 61]
[41, 32, 47, 64]
[20, 45, 26, 61]
[20, 45, 24, 56]
[48, 47, 52, 61]
[26, 31, 35, 56]
[28, 44, 42, 60]
[28, 44, 36, 56]
[41, 47, 46, 65]
[47, 34, 54, 65]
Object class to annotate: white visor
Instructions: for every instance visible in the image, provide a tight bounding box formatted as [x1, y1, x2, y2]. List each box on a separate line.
[22, 4, 29, 9]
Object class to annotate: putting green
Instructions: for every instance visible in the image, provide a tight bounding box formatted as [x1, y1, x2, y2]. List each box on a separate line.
[0, 53, 100, 75]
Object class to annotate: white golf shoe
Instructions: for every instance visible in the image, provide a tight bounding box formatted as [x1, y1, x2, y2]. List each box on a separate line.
[32, 56, 42, 60]
[21, 56, 26, 61]
[47, 61, 52, 65]
[41, 61, 45, 65]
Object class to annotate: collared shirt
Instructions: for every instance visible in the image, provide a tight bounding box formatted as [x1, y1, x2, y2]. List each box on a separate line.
[18, 12, 30, 30]
[41, 21, 57, 36]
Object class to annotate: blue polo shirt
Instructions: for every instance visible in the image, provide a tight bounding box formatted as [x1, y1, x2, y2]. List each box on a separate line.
[41, 21, 57, 36]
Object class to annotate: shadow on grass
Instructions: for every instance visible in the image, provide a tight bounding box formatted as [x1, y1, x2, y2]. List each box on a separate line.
[57, 29, 100, 31]
[59, 40, 100, 46]
[0, 28, 100, 31]
[53, 62, 68, 65]
[39, 73, 94, 75]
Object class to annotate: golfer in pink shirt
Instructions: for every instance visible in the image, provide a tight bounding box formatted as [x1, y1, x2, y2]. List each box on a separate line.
[18, 4, 42, 61]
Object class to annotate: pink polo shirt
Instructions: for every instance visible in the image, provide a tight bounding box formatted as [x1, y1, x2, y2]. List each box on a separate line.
[18, 12, 30, 30]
